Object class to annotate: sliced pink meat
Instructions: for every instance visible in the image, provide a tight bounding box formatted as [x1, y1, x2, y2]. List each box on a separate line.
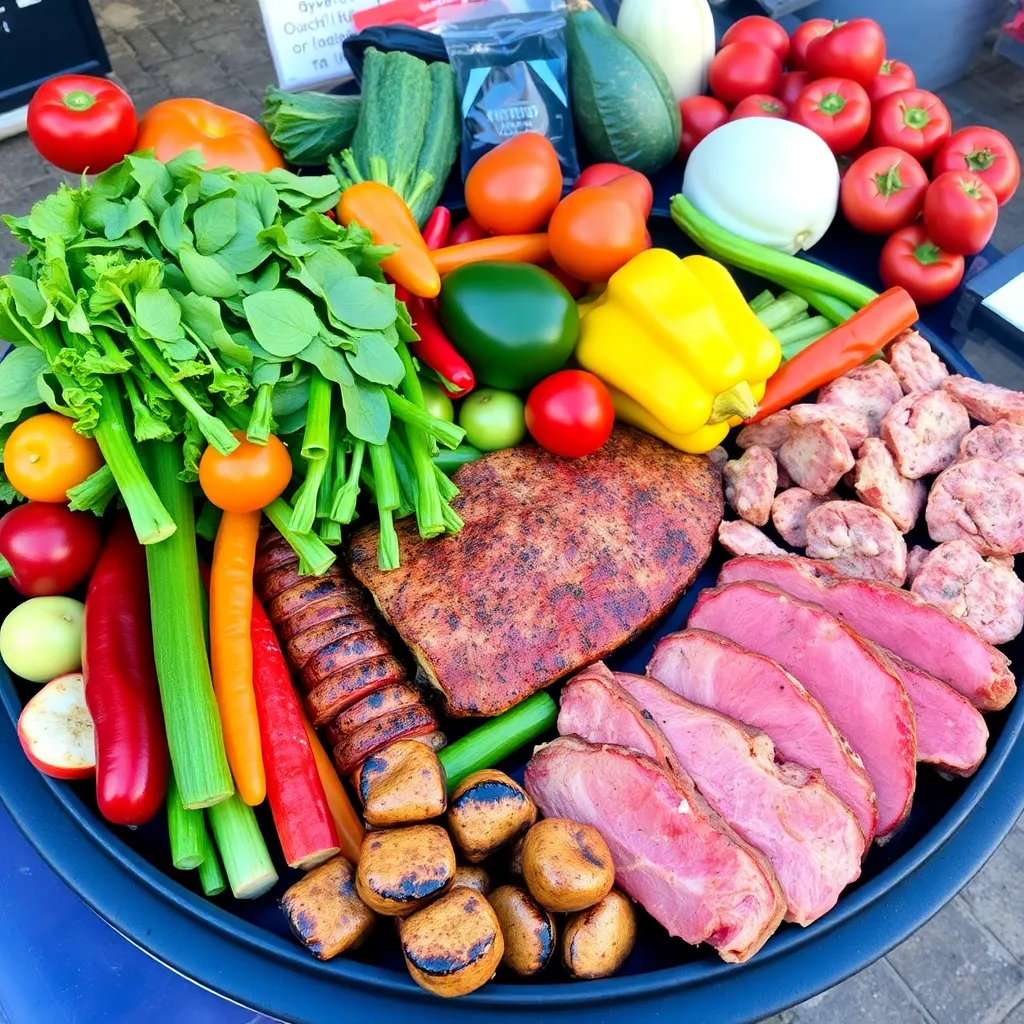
[688, 582, 917, 840]
[647, 629, 877, 843]
[790, 404, 871, 450]
[886, 654, 988, 778]
[723, 446, 777, 527]
[880, 390, 970, 479]
[926, 457, 1024, 556]
[778, 420, 855, 496]
[907, 545, 930, 583]
[887, 330, 949, 395]
[524, 736, 786, 963]
[737, 410, 793, 451]
[772, 488, 833, 548]
[910, 540, 1024, 644]
[817, 361, 904, 435]
[853, 437, 927, 534]
[942, 376, 1024, 426]
[958, 420, 1024, 475]
[718, 519, 786, 558]
[805, 500, 908, 586]
[716, 555, 1016, 711]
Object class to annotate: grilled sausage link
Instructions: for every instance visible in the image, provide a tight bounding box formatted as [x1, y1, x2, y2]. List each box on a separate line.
[253, 527, 443, 776]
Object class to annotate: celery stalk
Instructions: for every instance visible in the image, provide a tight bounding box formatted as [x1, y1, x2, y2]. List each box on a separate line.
[198, 815, 227, 896]
[247, 382, 275, 445]
[195, 501, 223, 543]
[748, 289, 775, 313]
[757, 292, 808, 331]
[207, 794, 278, 899]
[145, 442, 234, 809]
[331, 440, 365, 524]
[397, 343, 444, 539]
[387, 391, 464, 450]
[66, 464, 118, 515]
[167, 773, 205, 870]
[264, 497, 336, 575]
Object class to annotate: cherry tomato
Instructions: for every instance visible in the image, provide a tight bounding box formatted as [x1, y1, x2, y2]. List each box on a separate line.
[465, 133, 563, 236]
[865, 59, 916, 105]
[778, 71, 811, 110]
[199, 431, 293, 512]
[805, 19, 886, 87]
[5, 413, 103, 503]
[879, 224, 965, 306]
[840, 146, 929, 235]
[573, 164, 653, 219]
[932, 127, 1021, 207]
[791, 77, 872, 154]
[720, 16, 790, 63]
[678, 96, 730, 161]
[870, 88, 951, 161]
[449, 217, 489, 246]
[708, 42, 783, 109]
[548, 187, 646, 284]
[788, 19, 834, 71]
[525, 371, 614, 459]
[730, 94, 788, 121]
[922, 171, 999, 256]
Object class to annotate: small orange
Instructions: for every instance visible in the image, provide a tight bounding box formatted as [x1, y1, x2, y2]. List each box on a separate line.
[5, 413, 103, 502]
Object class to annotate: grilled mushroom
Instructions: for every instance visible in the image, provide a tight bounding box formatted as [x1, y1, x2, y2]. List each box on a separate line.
[489, 884, 556, 977]
[452, 863, 492, 897]
[357, 739, 447, 827]
[446, 769, 537, 863]
[355, 824, 455, 916]
[562, 890, 637, 980]
[521, 818, 614, 913]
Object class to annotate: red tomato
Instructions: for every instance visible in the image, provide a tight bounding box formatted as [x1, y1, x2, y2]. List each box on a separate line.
[805, 19, 886, 87]
[840, 146, 929, 234]
[27, 75, 137, 175]
[865, 59, 917, 105]
[525, 370, 615, 459]
[730, 94, 788, 121]
[708, 42, 783, 108]
[573, 164, 653, 219]
[870, 88, 951, 161]
[879, 224, 965, 306]
[0, 502, 101, 597]
[449, 217, 488, 246]
[788, 19, 834, 71]
[678, 96, 730, 160]
[791, 78, 872, 154]
[932, 127, 1021, 206]
[778, 71, 811, 110]
[922, 171, 999, 255]
[720, 16, 790, 63]
[548, 188, 647, 283]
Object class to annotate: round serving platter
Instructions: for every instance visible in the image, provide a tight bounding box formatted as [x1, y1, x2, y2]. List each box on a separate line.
[1, 223, 1022, 1024]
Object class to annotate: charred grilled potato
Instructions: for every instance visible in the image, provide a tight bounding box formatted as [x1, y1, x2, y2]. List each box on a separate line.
[280, 856, 376, 960]
[447, 770, 537, 864]
[399, 886, 504, 997]
[357, 740, 447, 827]
[452, 864, 492, 897]
[489, 884, 556, 977]
[522, 818, 614, 913]
[562, 890, 637, 980]
[355, 824, 455, 916]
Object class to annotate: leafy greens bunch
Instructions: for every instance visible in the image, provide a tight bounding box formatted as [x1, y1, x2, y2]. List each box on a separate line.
[0, 149, 464, 570]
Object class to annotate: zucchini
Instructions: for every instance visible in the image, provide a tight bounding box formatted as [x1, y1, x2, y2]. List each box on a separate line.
[565, 0, 681, 175]
[261, 87, 361, 167]
[407, 62, 460, 227]
[366, 49, 432, 194]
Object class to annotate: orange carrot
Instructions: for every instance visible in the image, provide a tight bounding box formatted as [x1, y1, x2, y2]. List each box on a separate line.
[431, 233, 550, 276]
[209, 509, 264, 806]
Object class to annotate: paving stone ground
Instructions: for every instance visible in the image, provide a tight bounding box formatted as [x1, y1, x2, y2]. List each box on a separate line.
[2, 2, 1024, 1021]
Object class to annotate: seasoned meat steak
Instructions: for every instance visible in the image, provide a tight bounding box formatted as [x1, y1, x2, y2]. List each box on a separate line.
[348, 428, 723, 717]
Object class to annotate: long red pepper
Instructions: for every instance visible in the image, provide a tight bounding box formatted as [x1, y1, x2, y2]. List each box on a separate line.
[395, 283, 476, 395]
[422, 206, 452, 250]
[82, 515, 169, 826]
[251, 595, 340, 871]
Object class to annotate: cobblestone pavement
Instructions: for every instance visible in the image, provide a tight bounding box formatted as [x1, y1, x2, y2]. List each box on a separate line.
[2, 2, 1024, 1021]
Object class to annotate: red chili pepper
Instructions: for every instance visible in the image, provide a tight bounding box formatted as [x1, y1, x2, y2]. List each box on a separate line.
[251, 595, 340, 871]
[394, 284, 476, 395]
[82, 516, 169, 826]
[422, 206, 452, 250]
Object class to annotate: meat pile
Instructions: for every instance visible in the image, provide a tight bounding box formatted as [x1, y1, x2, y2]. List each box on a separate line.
[713, 330, 1024, 645]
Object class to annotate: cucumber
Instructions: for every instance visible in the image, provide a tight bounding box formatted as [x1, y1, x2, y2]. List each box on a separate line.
[407, 61, 459, 227]
[565, 0, 681, 176]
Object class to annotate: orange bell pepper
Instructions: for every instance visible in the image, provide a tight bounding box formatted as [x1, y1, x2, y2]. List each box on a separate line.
[135, 99, 284, 173]
[336, 181, 440, 299]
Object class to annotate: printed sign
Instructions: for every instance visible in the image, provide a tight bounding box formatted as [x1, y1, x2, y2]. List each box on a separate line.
[257, 0, 387, 90]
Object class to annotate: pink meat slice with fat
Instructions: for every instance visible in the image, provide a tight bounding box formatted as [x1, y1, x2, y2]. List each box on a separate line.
[716, 555, 1016, 712]
[688, 582, 917, 840]
[560, 666, 865, 926]
[524, 736, 786, 963]
[647, 630, 877, 843]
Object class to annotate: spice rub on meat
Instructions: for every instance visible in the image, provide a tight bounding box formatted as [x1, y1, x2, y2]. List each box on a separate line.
[348, 427, 723, 717]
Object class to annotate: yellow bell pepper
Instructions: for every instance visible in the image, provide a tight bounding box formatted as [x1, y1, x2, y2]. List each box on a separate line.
[609, 387, 731, 454]
[575, 250, 782, 452]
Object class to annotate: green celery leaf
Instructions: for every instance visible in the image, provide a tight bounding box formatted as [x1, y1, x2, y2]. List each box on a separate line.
[0, 347, 48, 417]
[90, 160, 135, 199]
[27, 186, 82, 242]
[157, 192, 194, 256]
[300, 336, 354, 386]
[271, 366, 311, 419]
[234, 175, 280, 228]
[5, 276, 52, 328]
[92, 195, 157, 240]
[179, 243, 240, 298]
[193, 197, 238, 255]
[213, 200, 272, 275]
[252, 358, 283, 388]
[243, 289, 321, 357]
[87, 257, 163, 313]
[179, 414, 204, 482]
[165, 150, 206, 183]
[346, 333, 405, 386]
[305, 247, 356, 288]
[198, 169, 236, 200]
[340, 378, 390, 445]
[207, 363, 251, 406]
[265, 169, 339, 200]
[324, 276, 397, 331]
[257, 222, 316, 261]
[175, 292, 253, 368]
[135, 288, 185, 343]
[125, 154, 173, 216]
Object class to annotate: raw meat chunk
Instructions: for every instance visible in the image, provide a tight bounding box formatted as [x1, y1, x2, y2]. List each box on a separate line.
[805, 500, 908, 586]
[880, 391, 971, 479]
[958, 420, 1024, 475]
[723, 446, 777, 526]
[907, 545, 930, 583]
[717, 520, 786, 558]
[817, 361, 904, 435]
[910, 540, 1024, 644]
[790, 404, 871, 451]
[777, 465, 793, 490]
[737, 410, 793, 451]
[778, 420, 855, 496]
[852, 437, 928, 533]
[887, 330, 949, 394]
[771, 488, 833, 547]
[926, 457, 1024, 556]
[708, 446, 730, 469]
[942, 376, 1024, 426]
